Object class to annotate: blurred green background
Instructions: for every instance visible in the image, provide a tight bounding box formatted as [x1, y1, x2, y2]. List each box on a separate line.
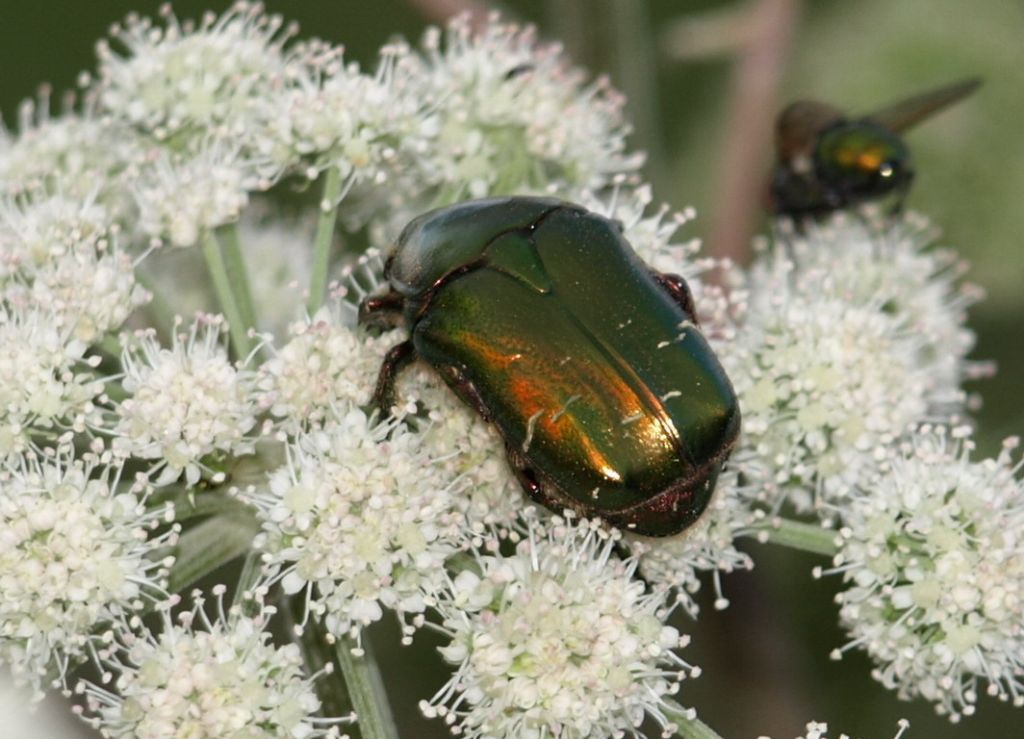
[1, 1, 1020, 737]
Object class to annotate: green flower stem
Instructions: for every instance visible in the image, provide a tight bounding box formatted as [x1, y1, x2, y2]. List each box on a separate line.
[134, 270, 178, 341]
[166, 511, 260, 594]
[335, 634, 400, 739]
[663, 701, 724, 739]
[98, 334, 122, 360]
[230, 549, 264, 609]
[154, 488, 247, 522]
[751, 517, 839, 557]
[307, 166, 344, 315]
[284, 603, 356, 724]
[219, 223, 258, 336]
[201, 230, 254, 359]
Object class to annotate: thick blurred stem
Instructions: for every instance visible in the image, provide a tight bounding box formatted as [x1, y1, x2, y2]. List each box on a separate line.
[753, 517, 837, 557]
[135, 270, 178, 342]
[335, 635, 400, 739]
[708, 0, 800, 265]
[219, 223, 258, 336]
[307, 167, 343, 315]
[201, 230, 254, 358]
[605, 0, 670, 196]
[406, 0, 490, 25]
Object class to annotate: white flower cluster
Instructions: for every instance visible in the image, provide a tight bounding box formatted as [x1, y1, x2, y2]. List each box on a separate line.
[763, 211, 984, 404]
[393, 14, 638, 200]
[0, 97, 140, 214]
[424, 515, 697, 739]
[79, 587, 349, 738]
[725, 212, 976, 513]
[825, 428, 1024, 721]
[0, 193, 148, 342]
[0, 303, 104, 460]
[133, 144, 260, 248]
[114, 316, 260, 484]
[0, 453, 174, 700]
[245, 410, 464, 643]
[95, 3, 301, 171]
[258, 305, 404, 433]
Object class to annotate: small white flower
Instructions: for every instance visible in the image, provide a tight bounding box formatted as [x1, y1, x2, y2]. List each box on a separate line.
[0, 192, 112, 275]
[78, 588, 349, 738]
[633, 468, 757, 617]
[114, 315, 260, 485]
[0, 452, 174, 701]
[26, 247, 150, 344]
[424, 514, 698, 739]
[825, 428, 1024, 721]
[258, 304, 404, 433]
[244, 410, 463, 644]
[0, 302, 104, 461]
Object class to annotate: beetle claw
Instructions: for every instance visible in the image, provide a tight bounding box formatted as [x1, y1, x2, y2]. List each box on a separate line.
[358, 290, 405, 328]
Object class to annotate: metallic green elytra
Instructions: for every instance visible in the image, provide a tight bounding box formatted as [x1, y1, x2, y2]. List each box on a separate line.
[770, 78, 980, 218]
[360, 197, 741, 536]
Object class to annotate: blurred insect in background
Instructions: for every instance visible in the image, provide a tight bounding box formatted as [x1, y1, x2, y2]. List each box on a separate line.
[769, 78, 981, 219]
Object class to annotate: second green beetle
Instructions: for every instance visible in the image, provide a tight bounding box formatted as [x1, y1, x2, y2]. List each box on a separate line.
[770, 78, 980, 218]
[361, 197, 740, 536]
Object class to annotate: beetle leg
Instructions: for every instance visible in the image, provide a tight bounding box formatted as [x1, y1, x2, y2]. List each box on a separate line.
[504, 445, 552, 503]
[372, 340, 417, 416]
[358, 291, 405, 329]
[442, 367, 493, 423]
[653, 271, 699, 326]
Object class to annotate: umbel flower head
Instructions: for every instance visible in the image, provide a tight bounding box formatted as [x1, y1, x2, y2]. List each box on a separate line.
[0, 93, 140, 217]
[823, 427, 1024, 721]
[77, 586, 350, 738]
[724, 227, 960, 513]
[244, 409, 465, 645]
[95, 2, 302, 167]
[0, 451, 175, 701]
[761, 210, 985, 406]
[0, 192, 149, 342]
[0, 301, 105, 461]
[113, 315, 260, 485]
[423, 513, 698, 739]
[375, 11, 641, 238]
[258, 301, 404, 435]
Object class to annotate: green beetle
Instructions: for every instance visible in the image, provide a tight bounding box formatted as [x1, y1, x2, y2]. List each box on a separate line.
[770, 78, 980, 218]
[360, 197, 740, 536]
